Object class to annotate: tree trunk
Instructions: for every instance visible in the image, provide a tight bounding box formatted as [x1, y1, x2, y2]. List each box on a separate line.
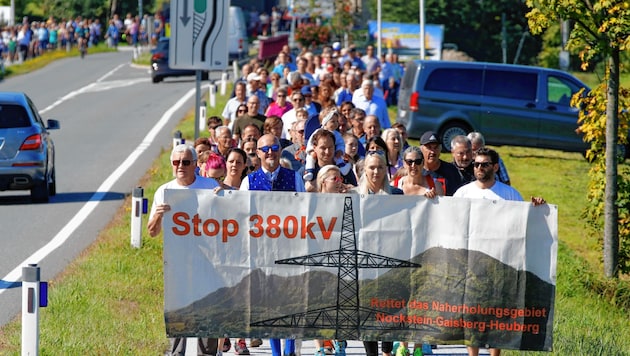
[110, 0, 117, 19]
[604, 48, 620, 278]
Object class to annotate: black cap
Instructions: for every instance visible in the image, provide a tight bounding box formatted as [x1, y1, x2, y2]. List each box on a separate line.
[420, 131, 440, 145]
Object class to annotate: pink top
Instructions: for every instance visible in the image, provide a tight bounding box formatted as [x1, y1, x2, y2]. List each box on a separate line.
[265, 102, 293, 117]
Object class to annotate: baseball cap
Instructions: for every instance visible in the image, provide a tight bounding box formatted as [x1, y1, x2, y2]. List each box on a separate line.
[246, 73, 261, 82]
[420, 131, 440, 145]
[301, 86, 312, 95]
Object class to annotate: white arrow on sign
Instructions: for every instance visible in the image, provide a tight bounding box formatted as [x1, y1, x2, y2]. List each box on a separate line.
[169, 0, 229, 70]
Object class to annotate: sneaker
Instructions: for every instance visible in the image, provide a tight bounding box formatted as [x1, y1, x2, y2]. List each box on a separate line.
[338, 161, 351, 176]
[234, 339, 250, 355]
[250, 339, 263, 348]
[223, 338, 232, 352]
[333, 340, 346, 356]
[303, 169, 314, 182]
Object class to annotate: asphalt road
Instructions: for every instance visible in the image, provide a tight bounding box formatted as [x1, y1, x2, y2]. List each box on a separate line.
[0, 48, 212, 327]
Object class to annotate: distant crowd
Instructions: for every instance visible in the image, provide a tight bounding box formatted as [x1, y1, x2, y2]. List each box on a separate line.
[0, 12, 166, 64]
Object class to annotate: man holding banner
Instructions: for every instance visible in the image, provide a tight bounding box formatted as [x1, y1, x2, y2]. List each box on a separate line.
[148, 144, 220, 356]
[454, 147, 546, 356]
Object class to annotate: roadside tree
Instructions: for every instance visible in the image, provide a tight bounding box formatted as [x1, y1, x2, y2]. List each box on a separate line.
[527, 0, 630, 277]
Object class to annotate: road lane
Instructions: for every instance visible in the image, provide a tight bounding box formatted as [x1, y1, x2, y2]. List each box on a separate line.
[0, 50, 208, 326]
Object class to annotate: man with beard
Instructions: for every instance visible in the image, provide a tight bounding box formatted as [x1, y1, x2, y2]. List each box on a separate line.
[450, 135, 475, 184]
[240, 134, 305, 192]
[454, 147, 545, 356]
[419, 131, 462, 196]
[239, 134, 304, 356]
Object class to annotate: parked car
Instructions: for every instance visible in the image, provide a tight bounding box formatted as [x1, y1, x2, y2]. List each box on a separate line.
[150, 37, 209, 83]
[396, 60, 628, 156]
[0, 92, 59, 202]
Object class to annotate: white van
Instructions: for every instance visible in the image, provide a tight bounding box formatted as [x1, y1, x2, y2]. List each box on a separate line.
[228, 6, 249, 60]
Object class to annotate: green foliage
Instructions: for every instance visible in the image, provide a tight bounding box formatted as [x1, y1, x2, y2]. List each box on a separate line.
[367, 0, 541, 63]
[573, 81, 630, 273]
[527, 0, 630, 71]
[527, 0, 630, 277]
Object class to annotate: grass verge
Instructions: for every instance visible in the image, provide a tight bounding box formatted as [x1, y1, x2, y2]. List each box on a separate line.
[0, 81, 629, 355]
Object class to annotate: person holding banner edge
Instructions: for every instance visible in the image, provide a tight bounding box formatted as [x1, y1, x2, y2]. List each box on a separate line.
[454, 147, 546, 356]
[147, 144, 221, 356]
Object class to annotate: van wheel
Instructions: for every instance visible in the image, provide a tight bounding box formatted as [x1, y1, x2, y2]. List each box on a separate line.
[439, 122, 470, 151]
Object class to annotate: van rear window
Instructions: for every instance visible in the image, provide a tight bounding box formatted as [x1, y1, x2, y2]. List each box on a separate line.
[424, 68, 482, 95]
[0, 104, 31, 128]
[484, 70, 537, 101]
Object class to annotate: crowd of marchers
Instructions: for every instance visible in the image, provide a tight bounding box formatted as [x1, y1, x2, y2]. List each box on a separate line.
[149, 40, 546, 356]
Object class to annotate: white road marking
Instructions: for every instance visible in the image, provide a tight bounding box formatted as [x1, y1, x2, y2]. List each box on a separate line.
[0, 71, 196, 295]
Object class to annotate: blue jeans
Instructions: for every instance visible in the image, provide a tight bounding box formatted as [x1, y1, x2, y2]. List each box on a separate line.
[270, 338, 295, 356]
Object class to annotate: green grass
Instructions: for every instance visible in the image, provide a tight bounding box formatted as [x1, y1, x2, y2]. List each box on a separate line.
[0, 76, 629, 355]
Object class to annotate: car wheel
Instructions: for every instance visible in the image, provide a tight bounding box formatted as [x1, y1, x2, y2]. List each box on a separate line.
[48, 167, 57, 196]
[201, 72, 209, 81]
[31, 180, 50, 203]
[439, 122, 471, 152]
[152, 75, 162, 83]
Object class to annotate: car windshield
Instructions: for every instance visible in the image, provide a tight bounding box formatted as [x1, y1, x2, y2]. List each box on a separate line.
[0, 104, 30, 128]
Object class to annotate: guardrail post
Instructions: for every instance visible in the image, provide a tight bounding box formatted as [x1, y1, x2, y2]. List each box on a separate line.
[22, 264, 45, 356]
[173, 130, 184, 149]
[131, 187, 147, 248]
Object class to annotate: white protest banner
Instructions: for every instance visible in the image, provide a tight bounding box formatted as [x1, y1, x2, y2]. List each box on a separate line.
[163, 190, 557, 351]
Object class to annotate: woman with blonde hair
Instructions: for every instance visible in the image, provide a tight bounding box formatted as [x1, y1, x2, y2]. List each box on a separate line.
[354, 150, 402, 195]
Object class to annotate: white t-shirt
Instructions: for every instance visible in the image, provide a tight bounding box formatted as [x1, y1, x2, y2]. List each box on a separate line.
[149, 176, 220, 220]
[453, 181, 523, 202]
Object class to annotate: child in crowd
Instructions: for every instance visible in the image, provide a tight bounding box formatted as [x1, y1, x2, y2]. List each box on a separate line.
[303, 107, 351, 181]
[343, 132, 361, 179]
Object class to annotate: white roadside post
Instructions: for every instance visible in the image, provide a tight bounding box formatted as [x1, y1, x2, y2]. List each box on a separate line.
[220, 72, 228, 96]
[209, 84, 217, 108]
[198, 101, 207, 135]
[22, 264, 46, 356]
[130, 187, 147, 248]
[173, 130, 185, 149]
[232, 60, 238, 83]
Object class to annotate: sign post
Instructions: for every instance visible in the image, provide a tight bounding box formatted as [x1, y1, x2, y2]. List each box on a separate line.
[170, 0, 229, 140]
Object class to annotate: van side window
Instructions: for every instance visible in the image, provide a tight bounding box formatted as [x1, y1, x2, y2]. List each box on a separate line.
[484, 70, 537, 101]
[424, 68, 482, 95]
[547, 75, 580, 106]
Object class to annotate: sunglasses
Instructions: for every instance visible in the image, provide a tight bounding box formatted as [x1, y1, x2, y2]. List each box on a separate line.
[473, 161, 493, 168]
[237, 109, 246, 113]
[258, 144, 280, 153]
[404, 158, 423, 166]
[326, 176, 343, 183]
[172, 159, 192, 166]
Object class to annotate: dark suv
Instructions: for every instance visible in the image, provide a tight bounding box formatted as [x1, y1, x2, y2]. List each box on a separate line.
[396, 60, 611, 155]
[0, 92, 59, 202]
